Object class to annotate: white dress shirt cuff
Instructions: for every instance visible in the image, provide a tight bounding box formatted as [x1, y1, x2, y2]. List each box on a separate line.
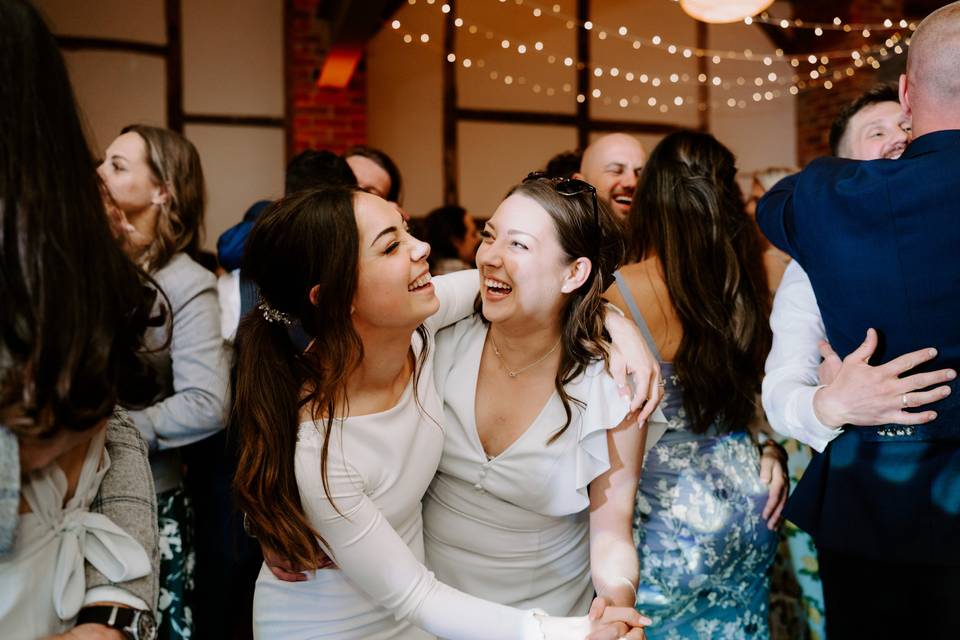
[83, 586, 149, 612]
[794, 385, 843, 452]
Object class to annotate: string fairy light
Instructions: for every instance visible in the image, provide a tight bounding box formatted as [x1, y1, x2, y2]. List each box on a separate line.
[388, 16, 906, 115]
[419, 2, 906, 95]
[504, 0, 912, 63]
[393, 1, 909, 113]
[749, 11, 917, 33]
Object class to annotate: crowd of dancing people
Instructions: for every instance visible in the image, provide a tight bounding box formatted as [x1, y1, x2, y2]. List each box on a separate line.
[3, 0, 960, 639]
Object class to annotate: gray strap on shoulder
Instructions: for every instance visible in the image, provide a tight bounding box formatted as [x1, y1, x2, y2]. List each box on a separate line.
[612, 270, 661, 360]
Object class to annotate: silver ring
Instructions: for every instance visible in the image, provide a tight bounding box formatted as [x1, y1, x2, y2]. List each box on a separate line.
[902, 393, 909, 408]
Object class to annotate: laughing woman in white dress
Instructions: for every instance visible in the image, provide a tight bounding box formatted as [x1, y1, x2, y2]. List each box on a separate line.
[425, 176, 658, 620]
[231, 188, 648, 640]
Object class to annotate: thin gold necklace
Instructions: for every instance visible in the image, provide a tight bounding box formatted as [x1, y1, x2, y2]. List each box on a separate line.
[488, 332, 561, 378]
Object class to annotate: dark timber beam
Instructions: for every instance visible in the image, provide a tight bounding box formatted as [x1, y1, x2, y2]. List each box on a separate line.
[575, 0, 591, 150]
[182, 114, 285, 128]
[456, 108, 681, 135]
[442, 0, 459, 204]
[165, 0, 184, 133]
[284, 0, 294, 157]
[56, 36, 167, 56]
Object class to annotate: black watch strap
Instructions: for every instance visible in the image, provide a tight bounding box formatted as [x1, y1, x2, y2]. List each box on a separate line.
[76, 606, 137, 639]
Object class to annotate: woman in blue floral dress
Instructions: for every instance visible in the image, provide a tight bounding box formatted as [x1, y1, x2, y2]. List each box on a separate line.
[606, 131, 784, 639]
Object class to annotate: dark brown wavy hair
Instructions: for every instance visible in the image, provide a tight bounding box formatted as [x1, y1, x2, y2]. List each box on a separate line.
[231, 187, 429, 568]
[626, 130, 771, 434]
[0, 0, 160, 438]
[482, 178, 626, 442]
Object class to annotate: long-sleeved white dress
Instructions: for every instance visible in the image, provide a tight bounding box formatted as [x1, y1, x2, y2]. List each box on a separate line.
[251, 271, 546, 640]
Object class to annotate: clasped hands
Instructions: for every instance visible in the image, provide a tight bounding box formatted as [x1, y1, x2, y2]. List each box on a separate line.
[262, 549, 652, 639]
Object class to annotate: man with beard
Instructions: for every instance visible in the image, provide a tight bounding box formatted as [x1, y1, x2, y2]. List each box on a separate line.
[573, 133, 646, 218]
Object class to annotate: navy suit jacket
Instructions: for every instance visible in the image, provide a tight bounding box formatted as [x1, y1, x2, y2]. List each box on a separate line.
[757, 130, 960, 564]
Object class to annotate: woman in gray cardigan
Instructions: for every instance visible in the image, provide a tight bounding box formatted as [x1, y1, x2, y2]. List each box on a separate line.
[99, 124, 229, 640]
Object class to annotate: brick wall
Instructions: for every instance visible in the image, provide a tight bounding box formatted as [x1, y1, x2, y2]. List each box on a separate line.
[288, 0, 368, 157]
[795, 0, 906, 165]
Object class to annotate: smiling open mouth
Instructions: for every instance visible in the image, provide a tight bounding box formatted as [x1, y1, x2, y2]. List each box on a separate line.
[484, 277, 512, 295]
[613, 195, 632, 206]
[408, 272, 432, 292]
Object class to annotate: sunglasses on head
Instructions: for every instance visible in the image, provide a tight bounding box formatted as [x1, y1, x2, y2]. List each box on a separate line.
[523, 171, 600, 233]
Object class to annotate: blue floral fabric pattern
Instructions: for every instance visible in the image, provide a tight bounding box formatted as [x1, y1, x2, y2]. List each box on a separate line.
[634, 365, 779, 639]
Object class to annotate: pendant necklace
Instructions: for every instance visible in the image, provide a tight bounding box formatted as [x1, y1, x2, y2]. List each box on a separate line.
[488, 332, 561, 378]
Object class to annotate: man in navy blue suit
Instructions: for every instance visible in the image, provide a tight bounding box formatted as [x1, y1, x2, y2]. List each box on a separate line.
[758, 3, 960, 637]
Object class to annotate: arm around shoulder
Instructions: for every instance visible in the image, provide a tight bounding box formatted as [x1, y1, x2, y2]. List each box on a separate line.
[425, 269, 480, 332]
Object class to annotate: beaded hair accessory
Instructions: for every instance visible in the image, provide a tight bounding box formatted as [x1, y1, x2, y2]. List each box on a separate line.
[259, 300, 292, 326]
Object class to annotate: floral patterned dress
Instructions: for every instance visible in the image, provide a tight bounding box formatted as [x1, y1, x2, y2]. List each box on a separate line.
[634, 364, 779, 639]
[612, 272, 779, 639]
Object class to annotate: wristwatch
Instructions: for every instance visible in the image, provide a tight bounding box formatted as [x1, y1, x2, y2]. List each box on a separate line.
[76, 606, 158, 640]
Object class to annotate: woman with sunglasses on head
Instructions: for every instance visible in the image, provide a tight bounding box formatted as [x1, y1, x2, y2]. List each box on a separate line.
[422, 175, 662, 629]
[234, 187, 654, 639]
[605, 131, 786, 639]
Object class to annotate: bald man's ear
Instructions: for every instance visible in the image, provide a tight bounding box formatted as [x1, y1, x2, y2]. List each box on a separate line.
[899, 73, 913, 119]
[572, 171, 586, 181]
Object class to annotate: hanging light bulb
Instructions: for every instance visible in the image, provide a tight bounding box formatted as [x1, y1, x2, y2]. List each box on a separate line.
[680, 0, 774, 24]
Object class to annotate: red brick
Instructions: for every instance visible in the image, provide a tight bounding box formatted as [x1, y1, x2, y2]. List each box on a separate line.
[288, 0, 368, 154]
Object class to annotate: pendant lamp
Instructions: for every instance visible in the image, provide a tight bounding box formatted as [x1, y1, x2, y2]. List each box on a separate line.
[680, 0, 774, 24]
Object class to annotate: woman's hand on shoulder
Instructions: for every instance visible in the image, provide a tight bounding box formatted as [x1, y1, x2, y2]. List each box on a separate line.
[604, 310, 662, 423]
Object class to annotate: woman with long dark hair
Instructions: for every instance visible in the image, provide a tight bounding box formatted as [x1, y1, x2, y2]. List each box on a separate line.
[605, 131, 784, 638]
[233, 187, 651, 639]
[0, 0, 160, 636]
[98, 124, 229, 638]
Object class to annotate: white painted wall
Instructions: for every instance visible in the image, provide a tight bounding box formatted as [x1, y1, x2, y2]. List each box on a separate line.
[35, 0, 285, 252]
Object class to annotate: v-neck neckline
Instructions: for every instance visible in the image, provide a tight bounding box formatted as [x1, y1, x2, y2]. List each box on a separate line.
[469, 324, 559, 463]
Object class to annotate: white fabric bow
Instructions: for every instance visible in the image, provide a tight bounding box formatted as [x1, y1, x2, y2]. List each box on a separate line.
[21, 429, 151, 622]
[51, 508, 151, 619]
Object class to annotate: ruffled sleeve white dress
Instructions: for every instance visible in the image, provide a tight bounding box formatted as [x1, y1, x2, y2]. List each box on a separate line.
[251, 271, 547, 640]
[423, 315, 631, 617]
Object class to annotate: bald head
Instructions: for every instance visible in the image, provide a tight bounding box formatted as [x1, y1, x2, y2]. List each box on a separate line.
[903, 1, 960, 135]
[574, 133, 646, 218]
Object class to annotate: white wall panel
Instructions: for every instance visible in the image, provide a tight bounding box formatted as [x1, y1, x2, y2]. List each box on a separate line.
[458, 122, 578, 220]
[35, 0, 165, 44]
[184, 125, 285, 252]
[64, 51, 166, 154]
[182, 0, 284, 117]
